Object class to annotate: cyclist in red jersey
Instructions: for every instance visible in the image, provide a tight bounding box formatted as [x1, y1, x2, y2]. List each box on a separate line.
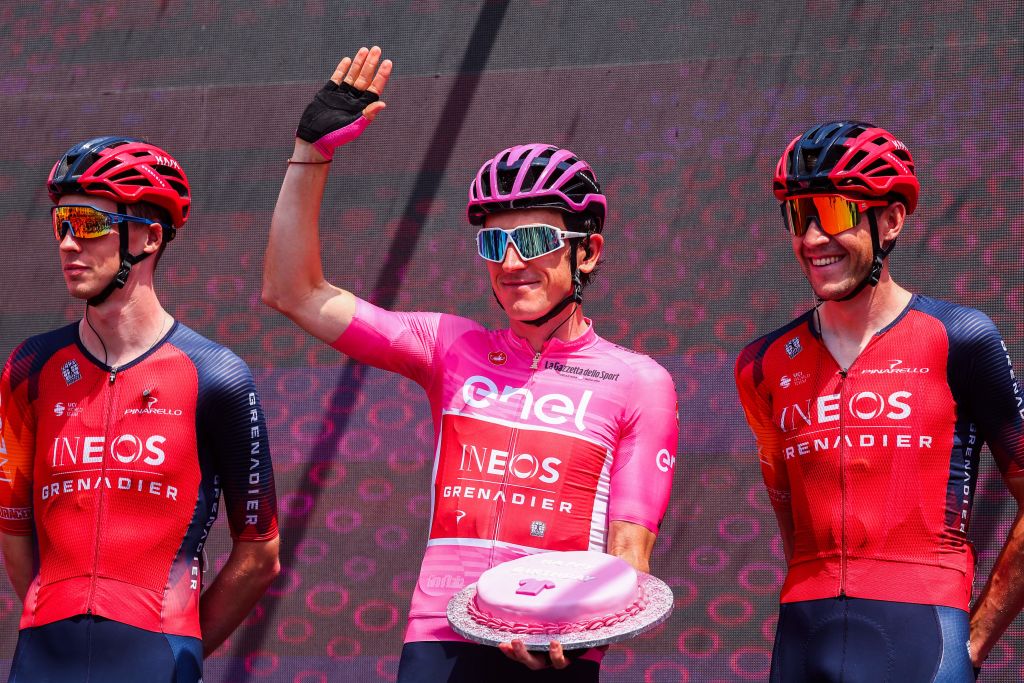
[262, 48, 678, 682]
[735, 121, 1024, 681]
[0, 137, 280, 682]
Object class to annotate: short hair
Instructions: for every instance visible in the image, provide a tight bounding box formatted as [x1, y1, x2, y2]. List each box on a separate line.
[563, 211, 603, 291]
[125, 201, 174, 267]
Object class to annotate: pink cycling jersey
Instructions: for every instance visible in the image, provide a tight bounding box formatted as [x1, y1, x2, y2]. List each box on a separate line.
[333, 299, 677, 643]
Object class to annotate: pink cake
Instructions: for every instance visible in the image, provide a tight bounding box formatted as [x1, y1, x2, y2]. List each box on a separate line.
[468, 551, 645, 634]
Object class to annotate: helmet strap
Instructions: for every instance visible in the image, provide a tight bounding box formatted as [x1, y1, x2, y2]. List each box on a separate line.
[523, 237, 585, 327]
[836, 210, 895, 302]
[489, 238, 588, 327]
[87, 203, 153, 307]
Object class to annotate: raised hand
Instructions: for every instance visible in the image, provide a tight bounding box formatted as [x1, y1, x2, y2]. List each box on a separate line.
[295, 46, 393, 160]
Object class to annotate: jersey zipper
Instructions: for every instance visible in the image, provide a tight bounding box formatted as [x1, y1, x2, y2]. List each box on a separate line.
[830, 339, 879, 597]
[836, 366, 848, 597]
[818, 319, 896, 598]
[490, 345, 546, 565]
[86, 365, 119, 613]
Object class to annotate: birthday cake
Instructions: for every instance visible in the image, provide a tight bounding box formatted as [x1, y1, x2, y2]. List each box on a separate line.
[466, 551, 645, 634]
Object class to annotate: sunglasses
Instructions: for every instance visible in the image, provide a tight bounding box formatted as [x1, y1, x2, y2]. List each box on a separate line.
[52, 205, 156, 242]
[476, 224, 589, 263]
[781, 195, 889, 237]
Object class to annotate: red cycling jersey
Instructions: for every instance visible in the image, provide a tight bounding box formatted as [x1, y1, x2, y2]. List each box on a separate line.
[333, 299, 678, 643]
[0, 322, 278, 638]
[735, 295, 1024, 610]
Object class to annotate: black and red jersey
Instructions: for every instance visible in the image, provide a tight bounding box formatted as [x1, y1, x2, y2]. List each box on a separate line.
[735, 295, 1024, 610]
[0, 321, 278, 638]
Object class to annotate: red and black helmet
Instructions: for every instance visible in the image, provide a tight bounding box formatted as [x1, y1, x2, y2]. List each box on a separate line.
[47, 136, 191, 229]
[773, 121, 920, 214]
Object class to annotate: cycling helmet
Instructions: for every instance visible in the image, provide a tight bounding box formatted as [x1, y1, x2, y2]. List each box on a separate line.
[773, 121, 919, 213]
[467, 144, 606, 226]
[48, 135, 191, 229]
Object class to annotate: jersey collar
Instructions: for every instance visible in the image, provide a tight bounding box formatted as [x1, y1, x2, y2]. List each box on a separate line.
[503, 318, 598, 356]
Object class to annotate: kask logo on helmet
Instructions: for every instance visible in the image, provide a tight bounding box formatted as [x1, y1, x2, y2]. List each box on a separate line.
[151, 154, 181, 171]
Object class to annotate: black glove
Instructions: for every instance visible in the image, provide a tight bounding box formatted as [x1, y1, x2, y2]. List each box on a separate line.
[296, 81, 379, 159]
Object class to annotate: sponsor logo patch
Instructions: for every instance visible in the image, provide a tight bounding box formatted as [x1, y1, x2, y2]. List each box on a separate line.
[779, 371, 810, 389]
[785, 337, 803, 359]
[543, 360, 620, 382]
[656, 448, 675, 473]
[53, 402, 82, 418]
[487, 351, 507, 366]
[860, 359, 930, 375]
[61, 360, 82, 386]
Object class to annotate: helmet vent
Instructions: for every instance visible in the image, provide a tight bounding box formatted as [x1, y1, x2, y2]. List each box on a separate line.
[54, 158, 71, 179]
[478, 162, 493, 197]
[863, 158, 895, 176]
[519, 162, 546, 191]
[158, 166, 185, 180]
[800, 150, 819, 172]
[820, 145, 847, 172]
[848, 150, 868, 168]
[872, 136, 890, 146]
[110, 169, 150, 186]
[94, 159, 121, 177]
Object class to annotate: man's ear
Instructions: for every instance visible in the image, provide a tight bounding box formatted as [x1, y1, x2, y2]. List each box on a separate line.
[142, 222, 164, 254]
[578, 234, 603, 273]
[880, 202, 907, 244]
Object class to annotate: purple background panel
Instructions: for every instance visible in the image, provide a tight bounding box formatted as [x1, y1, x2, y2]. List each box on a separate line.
[1, 1, 1023, 680]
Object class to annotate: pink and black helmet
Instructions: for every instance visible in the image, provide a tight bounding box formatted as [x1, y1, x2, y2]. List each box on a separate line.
[467, 144, 606, 226]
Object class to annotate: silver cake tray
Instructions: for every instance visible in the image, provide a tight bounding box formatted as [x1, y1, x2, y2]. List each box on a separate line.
[447, 572, 674, 651]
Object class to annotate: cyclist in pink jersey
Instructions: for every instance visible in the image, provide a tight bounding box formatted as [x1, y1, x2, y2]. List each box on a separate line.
[263, 48, 678, 682]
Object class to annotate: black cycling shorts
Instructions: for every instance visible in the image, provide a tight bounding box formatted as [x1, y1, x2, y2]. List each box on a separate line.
[771, 596, 973, 682]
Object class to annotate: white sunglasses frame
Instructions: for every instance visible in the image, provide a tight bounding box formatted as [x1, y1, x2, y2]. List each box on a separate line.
[475, 224, 589, 263]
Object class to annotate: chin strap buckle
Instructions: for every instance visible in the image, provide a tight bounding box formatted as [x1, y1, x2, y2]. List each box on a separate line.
[113, 258, 134, 288]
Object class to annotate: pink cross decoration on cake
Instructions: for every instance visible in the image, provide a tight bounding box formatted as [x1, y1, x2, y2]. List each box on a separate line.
[516, 578, 556, 596]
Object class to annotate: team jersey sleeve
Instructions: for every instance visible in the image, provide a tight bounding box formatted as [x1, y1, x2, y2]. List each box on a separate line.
[0, 345, 35, 535]
[947, 309, 1024, 479]
[606, 360, 678, 533]
[735, 341, 793, 528]
[331, 298, 479, 387]
[200, 350, 279, 541]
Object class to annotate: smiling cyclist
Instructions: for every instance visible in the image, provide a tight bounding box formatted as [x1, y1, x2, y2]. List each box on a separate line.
[735, 121, 1024, 681]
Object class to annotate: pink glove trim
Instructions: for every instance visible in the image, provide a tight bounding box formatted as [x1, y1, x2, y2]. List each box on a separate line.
[311, 116, 370, 160]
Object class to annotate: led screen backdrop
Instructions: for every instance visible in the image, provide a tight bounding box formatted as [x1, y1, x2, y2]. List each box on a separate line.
[1, 1, 1023, 680]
